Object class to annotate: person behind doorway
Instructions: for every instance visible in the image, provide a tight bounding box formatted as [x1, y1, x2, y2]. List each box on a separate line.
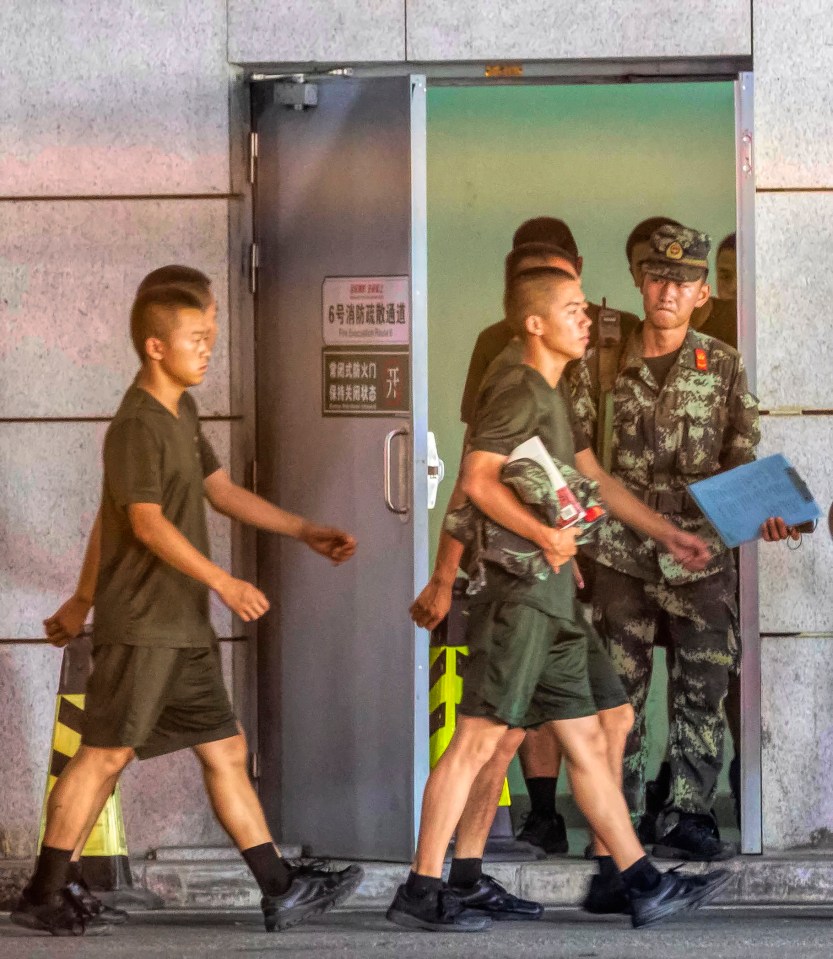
[575, 223, 795, 862]
[389, 265, 731, 932]
[454, 216, 640, 857]
[627, 223, 744, 838]
[14, 284, 362, 937]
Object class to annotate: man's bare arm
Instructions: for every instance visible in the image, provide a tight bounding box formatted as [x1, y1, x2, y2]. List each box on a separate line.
[44, 510, 102, 647]
[462, 450, 578, 572]
[203, 469, 356, 565]
[574, 447, 710, 570]
[410, 475, 467, 629]
[129, 503, 269, 622]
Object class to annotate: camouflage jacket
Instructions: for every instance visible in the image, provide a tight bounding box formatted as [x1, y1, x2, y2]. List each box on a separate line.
[444, 459, 604, 596]
[571, 326, 760, 585]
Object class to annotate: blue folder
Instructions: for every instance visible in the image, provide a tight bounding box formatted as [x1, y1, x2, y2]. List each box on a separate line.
[688, 454, 821, 548]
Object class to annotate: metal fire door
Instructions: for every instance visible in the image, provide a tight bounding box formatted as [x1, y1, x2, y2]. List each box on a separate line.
[253, 76, 429, 861]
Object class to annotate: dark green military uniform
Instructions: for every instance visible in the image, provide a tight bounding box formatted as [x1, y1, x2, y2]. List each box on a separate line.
[463, 337, 628, 715]
[85, 384, 238, 759]
[573, 226, 760, 821]
[458, 364, 599, 728]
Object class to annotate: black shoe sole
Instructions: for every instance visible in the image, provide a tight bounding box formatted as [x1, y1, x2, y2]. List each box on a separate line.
[10, 911, 112, 937]
[631, 872, 733, 929]
[263, 868, 364, 933]
[684, 871, 734, 912]
[652, 843, 737, 862]
[385, 906, 491, 932]
[473, 907, 544, 922]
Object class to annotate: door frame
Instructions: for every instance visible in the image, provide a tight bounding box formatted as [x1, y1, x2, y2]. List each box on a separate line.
[243, 61, 761, 855]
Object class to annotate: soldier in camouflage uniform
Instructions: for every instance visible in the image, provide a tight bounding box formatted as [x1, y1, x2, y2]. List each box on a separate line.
[574, 223, 771, 861]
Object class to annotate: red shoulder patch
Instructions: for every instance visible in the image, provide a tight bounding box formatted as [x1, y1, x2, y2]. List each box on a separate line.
[695, 348, 708, 371]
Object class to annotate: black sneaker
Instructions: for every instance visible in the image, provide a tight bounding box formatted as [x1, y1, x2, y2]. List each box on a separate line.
[261, 864, 363, 932]
[449, 874, 543, 921]
[653, 813, 736, 862]
[10, 888, 111, 937]
[386, 884, 491, 932]
[629, 868, 732, 929]
[516, 812, 569, 855]
[64, 877, 129, 925]
[582, 873, 630, 915]
[284, 860, 364, 910]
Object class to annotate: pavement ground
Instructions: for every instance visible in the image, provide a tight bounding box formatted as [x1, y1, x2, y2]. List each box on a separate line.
[3, 906, 833, 959]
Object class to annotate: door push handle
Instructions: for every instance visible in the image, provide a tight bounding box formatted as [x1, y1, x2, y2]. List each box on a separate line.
[384, 428, 409, 515]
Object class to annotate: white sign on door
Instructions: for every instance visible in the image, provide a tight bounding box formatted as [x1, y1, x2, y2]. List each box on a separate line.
[322, 276, 410, 346]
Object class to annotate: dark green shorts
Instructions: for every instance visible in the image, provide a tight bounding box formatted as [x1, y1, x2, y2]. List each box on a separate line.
[459, 601, 597, 728]
[581, 611, 629, 712]
[82, 644, 239, 760]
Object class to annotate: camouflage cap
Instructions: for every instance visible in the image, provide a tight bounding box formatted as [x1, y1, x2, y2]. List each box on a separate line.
[639, 224, 711, 282]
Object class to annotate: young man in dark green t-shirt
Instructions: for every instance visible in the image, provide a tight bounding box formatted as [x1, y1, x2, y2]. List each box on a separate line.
[14, 285, 363, 937]
[388, 267, 730, 932]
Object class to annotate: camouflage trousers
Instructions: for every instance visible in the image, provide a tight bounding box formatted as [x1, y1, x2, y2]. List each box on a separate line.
[591, 563, 737, 819]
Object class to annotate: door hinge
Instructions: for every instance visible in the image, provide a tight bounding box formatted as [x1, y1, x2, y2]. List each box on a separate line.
[249, 242, 259, 295]
[249, 751, 261, 781]
[740, 129, 753, 178]
[248, 131, 258, 185]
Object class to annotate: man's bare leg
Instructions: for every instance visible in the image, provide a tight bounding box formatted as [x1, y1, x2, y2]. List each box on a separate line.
[412, 716, 508, 878]
[453, 728, 526, 859]
[44, 747, 134, 852]
[552, 715, 643, 870]
[192, 734, 273, 851]
[591, 703, 635, 856]
[518, 723, 562, 778]
[70, 774, 119, 862]
[15, 746, 133, 912]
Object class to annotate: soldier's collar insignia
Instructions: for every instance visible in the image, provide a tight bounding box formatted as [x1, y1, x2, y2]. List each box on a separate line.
[695, 348, 708, 371]
[666, 241, 684, 260]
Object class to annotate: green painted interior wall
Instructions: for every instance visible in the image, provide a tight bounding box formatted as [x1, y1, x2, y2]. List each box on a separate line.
[426, 81, 737, 807]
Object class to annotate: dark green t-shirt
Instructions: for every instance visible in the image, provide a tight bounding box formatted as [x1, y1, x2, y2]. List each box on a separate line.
[94, 385, 222, 648]
[467, 364, 577, 616]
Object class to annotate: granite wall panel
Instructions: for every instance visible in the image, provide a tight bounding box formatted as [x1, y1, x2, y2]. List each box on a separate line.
[0, 1, 229, 196]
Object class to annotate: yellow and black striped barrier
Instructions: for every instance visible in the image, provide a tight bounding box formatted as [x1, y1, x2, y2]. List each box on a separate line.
[38, 634, 159, 906]
[429, 645, 511, 806]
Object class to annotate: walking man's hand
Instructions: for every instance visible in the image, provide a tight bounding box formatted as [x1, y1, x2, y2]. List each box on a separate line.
[44, 596, 91, 648]
[301, 523, 357, 565]
[216, 576, 270, 621]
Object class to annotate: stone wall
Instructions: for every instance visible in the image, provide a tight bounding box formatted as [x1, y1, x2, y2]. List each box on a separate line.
[754, 1, 833, 850]
[0, 1, 240, 858]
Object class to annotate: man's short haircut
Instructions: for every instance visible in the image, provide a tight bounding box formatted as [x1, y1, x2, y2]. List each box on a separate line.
[137, 264, 211, 294]
[136, 265, 213, 310]
[504, 265, 577, 338]
[717, 232, 736, 256]
[625, 216, 682, 263]
[130, 285, 206, 360]
[512, 218, 579, 265]
[504, 241, 575, 288]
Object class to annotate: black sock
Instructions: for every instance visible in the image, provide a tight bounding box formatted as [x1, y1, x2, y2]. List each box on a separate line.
[241, 843, 292, 897]
[448, 857, 482, 888]
[595, 855, 618, 882]
[526, 777, 557, 819]
[405, 871, 442, 899]
[28, 846, 73, 902]
[621, 856, 662, 895]
[66, 861, 84, 884]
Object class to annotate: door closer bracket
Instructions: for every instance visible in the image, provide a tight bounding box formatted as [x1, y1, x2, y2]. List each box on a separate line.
[273, 80, 319, 111]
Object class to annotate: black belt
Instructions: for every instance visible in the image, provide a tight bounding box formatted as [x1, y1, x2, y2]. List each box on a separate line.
[632, 487, 699, 515]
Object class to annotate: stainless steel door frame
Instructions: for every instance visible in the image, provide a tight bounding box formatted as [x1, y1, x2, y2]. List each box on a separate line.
[735, 71, 762, 855]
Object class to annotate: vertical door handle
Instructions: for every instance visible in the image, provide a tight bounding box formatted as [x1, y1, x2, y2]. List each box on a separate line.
[384, 428, 409, 515]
